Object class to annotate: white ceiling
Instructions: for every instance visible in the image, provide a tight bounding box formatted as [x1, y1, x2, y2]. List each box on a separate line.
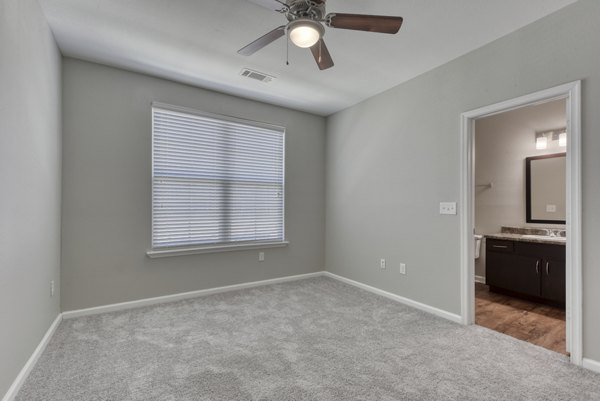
[39, 0, 577, 116]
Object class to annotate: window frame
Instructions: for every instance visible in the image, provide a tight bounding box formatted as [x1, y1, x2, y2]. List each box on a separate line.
[147, 102, 287, 258]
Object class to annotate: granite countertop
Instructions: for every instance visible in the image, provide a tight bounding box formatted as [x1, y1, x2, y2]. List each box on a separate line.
[484, 226, 566, 246]
[485, 232, 566, 246]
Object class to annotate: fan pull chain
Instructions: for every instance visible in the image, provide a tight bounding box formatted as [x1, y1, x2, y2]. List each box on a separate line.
[286, 30, 290, 66]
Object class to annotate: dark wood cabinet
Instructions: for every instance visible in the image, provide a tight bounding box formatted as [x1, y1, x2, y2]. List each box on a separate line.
[487, 251, 540, 297]
[486, 238, 565, 305]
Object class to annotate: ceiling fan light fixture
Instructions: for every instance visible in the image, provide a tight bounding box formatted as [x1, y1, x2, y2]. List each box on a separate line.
[239, 1, 404, 71]
[288, 19, 324, 48]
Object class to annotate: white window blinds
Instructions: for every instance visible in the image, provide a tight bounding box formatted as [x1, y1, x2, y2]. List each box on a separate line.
[152, 104, 285, 249]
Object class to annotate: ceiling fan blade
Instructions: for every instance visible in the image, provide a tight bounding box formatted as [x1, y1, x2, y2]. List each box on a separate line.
[238, 26, 286, 56]
[309, 39, 334, 70]
[246, 0, 288, 13]
[326, 13, 403, 34]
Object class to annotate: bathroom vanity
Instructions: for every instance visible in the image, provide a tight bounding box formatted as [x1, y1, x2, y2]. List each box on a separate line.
[485, 229, 565, 305]
[479, 153, 567, 305]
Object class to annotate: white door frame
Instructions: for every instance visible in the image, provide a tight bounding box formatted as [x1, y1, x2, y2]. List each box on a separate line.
[459, 81, 582, 365]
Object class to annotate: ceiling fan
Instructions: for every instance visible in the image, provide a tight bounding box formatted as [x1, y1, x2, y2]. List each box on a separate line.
[238, 0, 403, 70]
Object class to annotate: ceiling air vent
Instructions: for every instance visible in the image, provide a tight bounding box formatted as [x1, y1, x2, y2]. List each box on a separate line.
[240, 68, 275, 83]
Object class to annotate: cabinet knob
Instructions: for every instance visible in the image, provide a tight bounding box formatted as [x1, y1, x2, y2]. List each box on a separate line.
[546, 261, 550, 276]
[535, 260, 540, 275]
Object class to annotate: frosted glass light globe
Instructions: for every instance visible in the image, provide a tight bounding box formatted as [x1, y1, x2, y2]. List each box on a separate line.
[559, 132, 567, 147]
[290, 25, 321, 48]
[536, 136, 548, 150]
[287, 20, 324, 48]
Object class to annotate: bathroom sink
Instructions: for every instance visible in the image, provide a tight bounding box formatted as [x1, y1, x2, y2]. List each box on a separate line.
[521, 234, 566, 242]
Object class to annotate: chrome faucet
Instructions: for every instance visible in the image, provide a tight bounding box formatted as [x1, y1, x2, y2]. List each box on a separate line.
[544, 229, 556, 237]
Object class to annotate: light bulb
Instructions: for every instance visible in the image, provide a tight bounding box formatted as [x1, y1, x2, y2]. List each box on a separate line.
[559, 132, 567, 147]
[536, 135, 547, 150]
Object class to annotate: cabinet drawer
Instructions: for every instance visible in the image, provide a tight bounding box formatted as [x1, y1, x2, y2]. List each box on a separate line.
[486, 239, 514, 253]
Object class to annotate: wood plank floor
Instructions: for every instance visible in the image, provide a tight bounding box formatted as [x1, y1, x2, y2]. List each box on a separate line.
[475, 283, 567, 355]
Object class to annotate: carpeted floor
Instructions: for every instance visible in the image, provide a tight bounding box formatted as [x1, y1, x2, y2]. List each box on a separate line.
[15, 277, 600, 401]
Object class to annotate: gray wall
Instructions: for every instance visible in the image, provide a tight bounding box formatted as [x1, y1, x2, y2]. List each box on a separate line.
[61, 59, 326, 311]
[0, 0, 62, 396]
[325, 0, 600, 361]
[475, 99, 566, 277]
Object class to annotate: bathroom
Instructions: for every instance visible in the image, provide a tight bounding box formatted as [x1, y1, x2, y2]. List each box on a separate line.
[474, 98, 567, 354]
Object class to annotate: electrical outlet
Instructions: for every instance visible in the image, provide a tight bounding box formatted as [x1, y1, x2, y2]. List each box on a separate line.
[399, 263, 406, 275]
[380, 258, 386, 269]
[258, 252, 265, 262]
[439, 202, 457, 215]
[50, 280, 55, 297]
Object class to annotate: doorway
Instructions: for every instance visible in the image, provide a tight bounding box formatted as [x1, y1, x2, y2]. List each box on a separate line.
[459, 82, 582, 365]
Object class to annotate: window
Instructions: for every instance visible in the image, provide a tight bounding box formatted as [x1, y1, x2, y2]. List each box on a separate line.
[150, 103, 285, 254]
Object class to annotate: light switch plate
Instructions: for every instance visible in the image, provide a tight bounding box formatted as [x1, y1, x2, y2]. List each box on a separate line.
[440, 202, 457, 215]
[546, 204, 557, 213]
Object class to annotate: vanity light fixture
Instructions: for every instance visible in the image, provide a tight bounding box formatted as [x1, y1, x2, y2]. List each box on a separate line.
[535, 128, 566, 150]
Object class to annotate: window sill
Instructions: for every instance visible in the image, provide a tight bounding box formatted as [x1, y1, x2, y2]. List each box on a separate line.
[146, 241, 289, 258]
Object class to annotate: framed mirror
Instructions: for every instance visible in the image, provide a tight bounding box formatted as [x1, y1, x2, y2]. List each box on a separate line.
[525, 153, 566, 224]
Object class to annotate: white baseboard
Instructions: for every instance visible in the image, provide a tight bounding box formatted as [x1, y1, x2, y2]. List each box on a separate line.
[583, 358, 600, 374]
[2, 314, 62, 401]
[62, 271, 325, 319]
[323, 272, 463, 324]
[62, 269, 464, 324]
[474, 275, 486, 284]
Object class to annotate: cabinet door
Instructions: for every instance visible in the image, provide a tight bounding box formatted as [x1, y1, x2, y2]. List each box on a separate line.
[487, 252, 541, 297]
[541, 258, 566, 303]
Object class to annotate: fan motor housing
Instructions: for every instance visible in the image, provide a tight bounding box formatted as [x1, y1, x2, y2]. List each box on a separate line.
[286, 0, 326, 22]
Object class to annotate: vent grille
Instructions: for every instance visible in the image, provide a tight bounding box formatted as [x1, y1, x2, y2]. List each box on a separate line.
[240, 68, 275, 83]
